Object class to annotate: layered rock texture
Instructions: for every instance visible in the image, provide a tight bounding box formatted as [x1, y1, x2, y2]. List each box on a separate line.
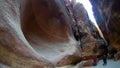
[0, 0, 81, 67]
[72, 3, 96, 56]
[89, 0, 120, 51]
[0, 0, 97, 68]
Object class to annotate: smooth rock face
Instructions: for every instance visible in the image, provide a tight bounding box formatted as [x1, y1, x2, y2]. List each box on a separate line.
[22, 0, 71, 43]
[0, 0, 98, 68]
[0, 0, 81, 68]
[0, 0, 54, 68]
[90, 0, 120, 50]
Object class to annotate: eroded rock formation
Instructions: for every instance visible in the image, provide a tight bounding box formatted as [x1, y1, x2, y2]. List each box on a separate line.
[89, 0, 120, 51]
[0, 0, 97, 68]
[73, 3, 96, 57]
[0, 0, 85, 67]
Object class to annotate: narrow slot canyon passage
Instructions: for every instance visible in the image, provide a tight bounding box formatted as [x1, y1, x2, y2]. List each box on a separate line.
[0, 0, 120, 68]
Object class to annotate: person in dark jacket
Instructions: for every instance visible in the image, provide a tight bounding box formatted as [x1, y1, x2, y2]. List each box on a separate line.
[103, 55, 107, 66]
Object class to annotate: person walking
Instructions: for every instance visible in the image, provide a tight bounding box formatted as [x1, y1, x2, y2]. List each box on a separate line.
[93, 57, 98, 66]
[103, 55, 107, 66]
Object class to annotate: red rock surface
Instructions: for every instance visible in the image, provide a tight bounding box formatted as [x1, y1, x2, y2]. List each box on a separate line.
[21, 0, 72, 43]
[0, 0, 100, 68]
[0, 0, 80, 68]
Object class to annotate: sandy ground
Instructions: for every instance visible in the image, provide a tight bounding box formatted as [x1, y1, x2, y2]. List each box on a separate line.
[84, 59, 120, 68]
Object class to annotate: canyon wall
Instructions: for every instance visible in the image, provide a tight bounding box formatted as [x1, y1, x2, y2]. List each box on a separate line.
[0, 0, 97, 68]
[90, 0, 120, 50]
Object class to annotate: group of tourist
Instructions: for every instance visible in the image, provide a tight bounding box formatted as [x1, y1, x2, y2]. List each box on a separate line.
[92, 38, 118, 66]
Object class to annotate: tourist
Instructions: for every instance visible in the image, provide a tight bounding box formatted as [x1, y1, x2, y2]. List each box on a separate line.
[93, 56, 98, 66]
[103, 55, 107, 66]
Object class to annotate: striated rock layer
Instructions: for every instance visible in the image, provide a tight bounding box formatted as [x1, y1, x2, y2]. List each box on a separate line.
[0, 0, 98, 68]
[0, 0, 81, 68]
[90, 0, 120, 50]
[73, 3, 96, 57]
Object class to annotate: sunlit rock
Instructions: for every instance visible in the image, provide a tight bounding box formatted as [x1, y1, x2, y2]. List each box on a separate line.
[73, 3, 96, 56]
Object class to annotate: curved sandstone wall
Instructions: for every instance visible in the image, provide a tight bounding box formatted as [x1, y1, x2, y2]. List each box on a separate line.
[0, 0, 81, 68]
